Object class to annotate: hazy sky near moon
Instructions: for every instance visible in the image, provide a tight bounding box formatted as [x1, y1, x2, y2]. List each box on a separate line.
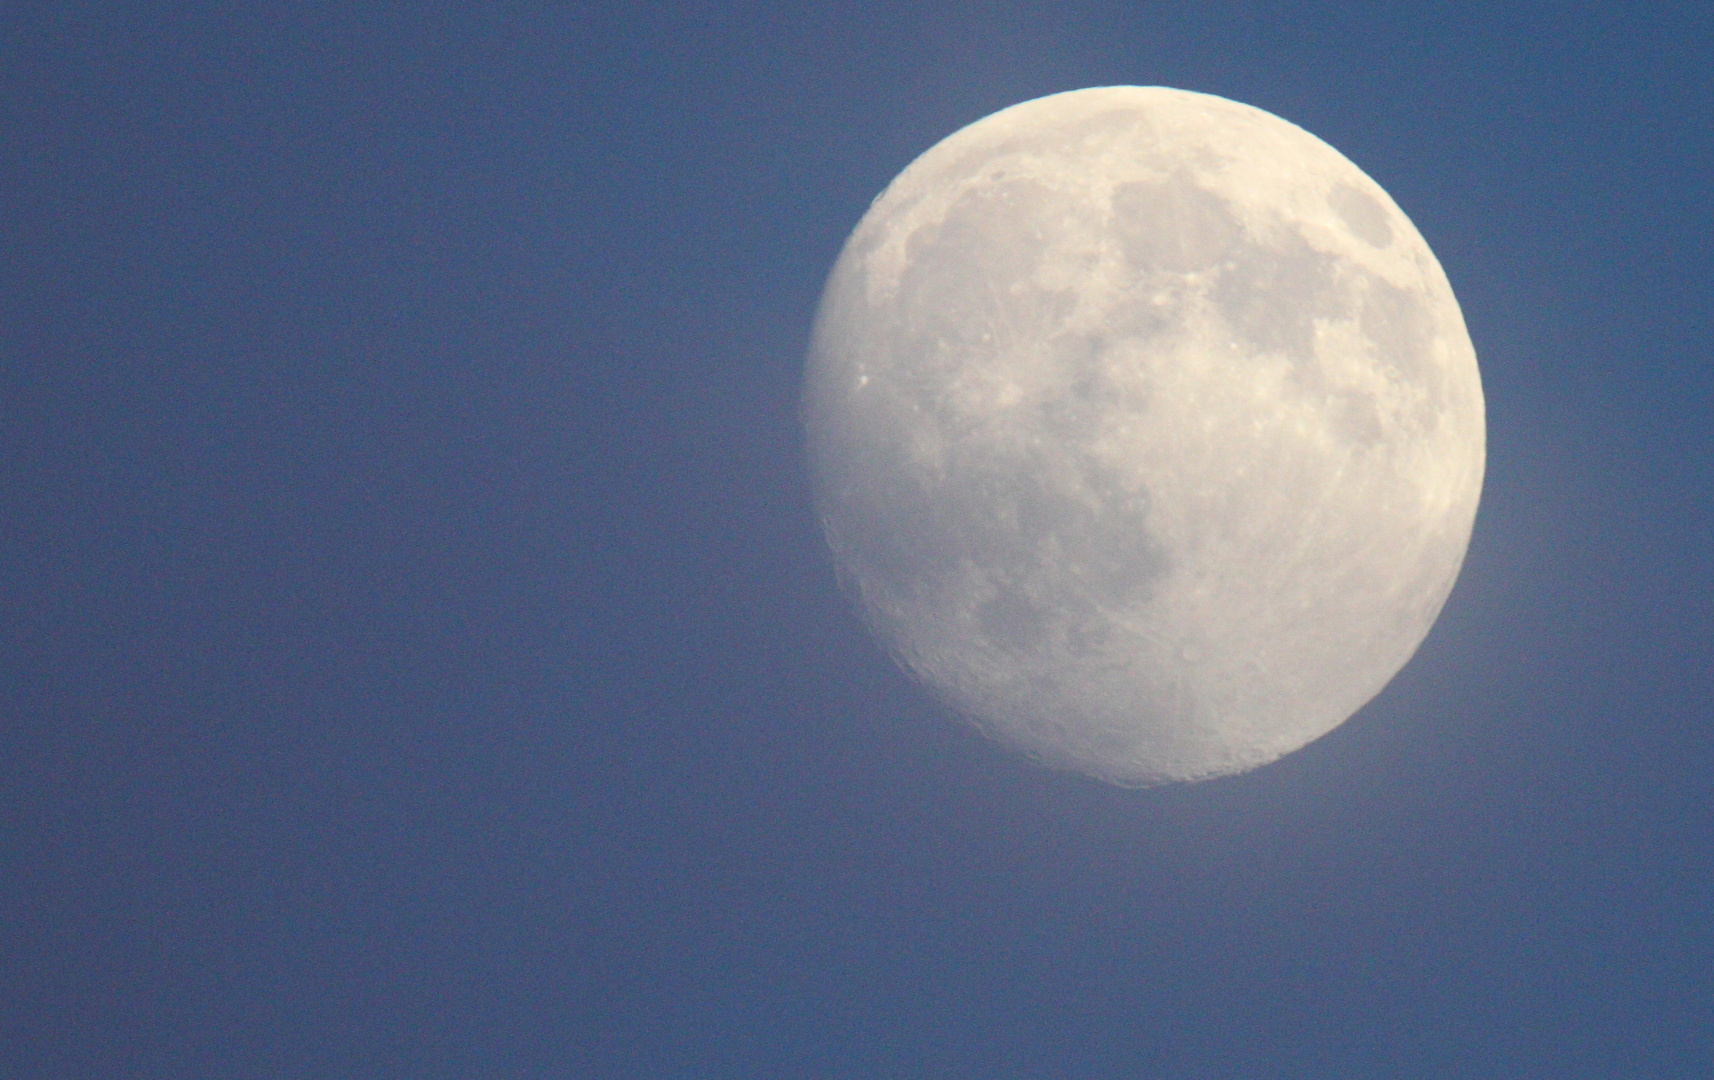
[3, 3, 1711, 1077]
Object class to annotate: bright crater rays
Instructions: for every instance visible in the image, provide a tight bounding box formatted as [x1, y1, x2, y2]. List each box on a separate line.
[804, 87, 1485, 786]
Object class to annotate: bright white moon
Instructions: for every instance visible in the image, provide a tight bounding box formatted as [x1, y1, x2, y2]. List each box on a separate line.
[804, 87, 1485, 786]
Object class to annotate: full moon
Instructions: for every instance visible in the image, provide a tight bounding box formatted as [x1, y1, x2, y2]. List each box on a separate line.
[804, 87, 1485, 786]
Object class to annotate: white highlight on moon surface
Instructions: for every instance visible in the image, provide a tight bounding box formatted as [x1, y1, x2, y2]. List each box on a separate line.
[804, 87, 1485, 786]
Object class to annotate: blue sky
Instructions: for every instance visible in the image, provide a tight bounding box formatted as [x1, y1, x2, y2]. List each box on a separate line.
[3, 3, 1711, 1076]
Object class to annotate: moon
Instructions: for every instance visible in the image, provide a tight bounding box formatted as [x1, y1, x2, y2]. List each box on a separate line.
[804, 87, 1485, 786]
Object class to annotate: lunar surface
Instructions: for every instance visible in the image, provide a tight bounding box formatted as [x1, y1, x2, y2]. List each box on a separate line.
[804, 87, 1485, 786]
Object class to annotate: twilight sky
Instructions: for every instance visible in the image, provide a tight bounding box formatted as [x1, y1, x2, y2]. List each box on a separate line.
[4, 3, 1712, 1077]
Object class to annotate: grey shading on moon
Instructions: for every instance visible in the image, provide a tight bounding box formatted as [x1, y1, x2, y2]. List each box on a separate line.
[804, 86, 1485, 786]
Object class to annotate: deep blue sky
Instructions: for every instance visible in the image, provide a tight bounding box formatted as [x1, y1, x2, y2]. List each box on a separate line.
[3, 3, 1711, 1077]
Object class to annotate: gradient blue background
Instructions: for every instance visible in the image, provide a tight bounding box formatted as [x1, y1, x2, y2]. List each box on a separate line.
[4, 3, 1711, 1076]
